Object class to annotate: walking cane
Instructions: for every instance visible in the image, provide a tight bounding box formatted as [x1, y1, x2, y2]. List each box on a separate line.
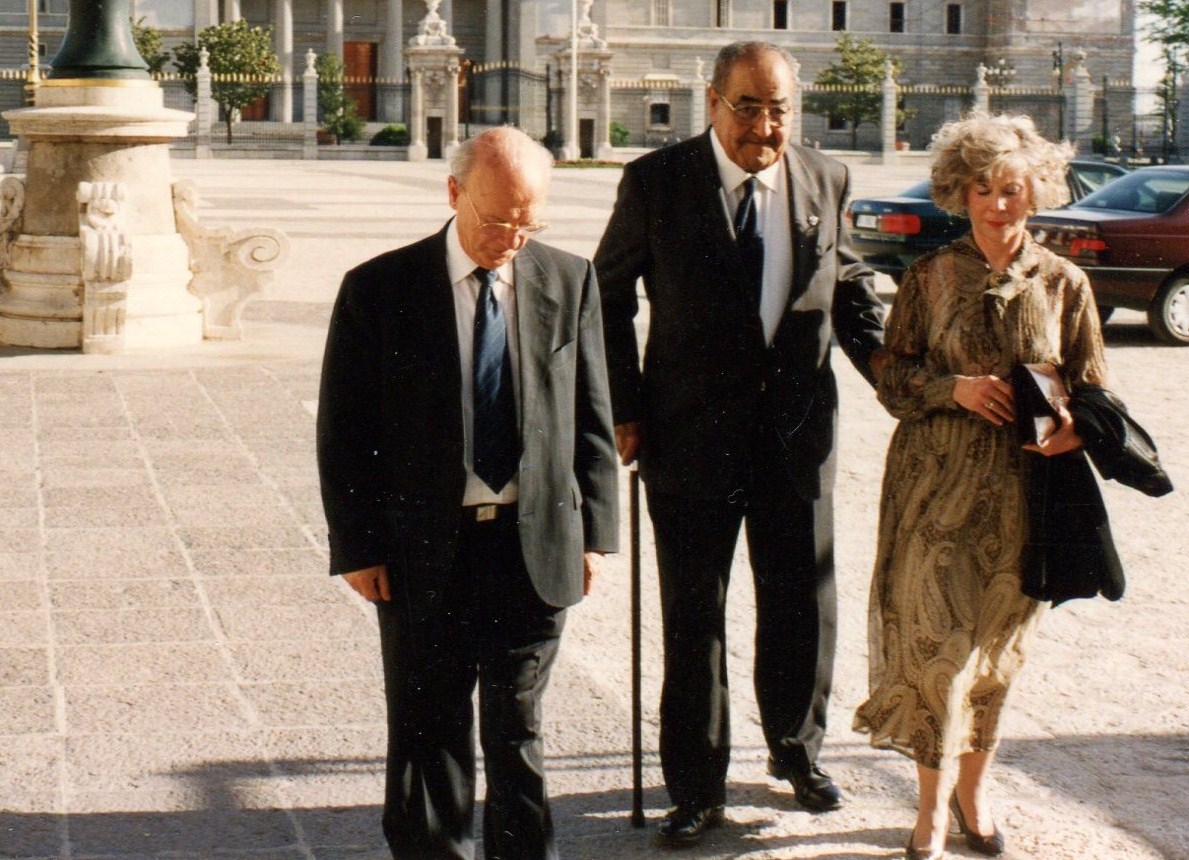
[629, 466, 645, 827]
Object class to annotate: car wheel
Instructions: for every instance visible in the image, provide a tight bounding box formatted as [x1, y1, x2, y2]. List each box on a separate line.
[1149, 277, 1189, 345]
[1096, 305, 1115, 324]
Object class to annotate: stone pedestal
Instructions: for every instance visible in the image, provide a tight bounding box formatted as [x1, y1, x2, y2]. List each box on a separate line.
[555, 3, 612, 161]
[1, 81, 201, 352]
[406, 1, 464, 162]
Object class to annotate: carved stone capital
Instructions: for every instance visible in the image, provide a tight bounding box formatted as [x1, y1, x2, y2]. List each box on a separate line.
[173, 179, 290, 340]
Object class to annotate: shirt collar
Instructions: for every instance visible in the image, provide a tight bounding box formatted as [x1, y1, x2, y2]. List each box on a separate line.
[709, 130, 784, 195]
[446, 217, 511, 286]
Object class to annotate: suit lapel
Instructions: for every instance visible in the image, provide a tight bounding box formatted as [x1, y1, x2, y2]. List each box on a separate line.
[512, 243, 559, 435]
[785, 147, 824, 303]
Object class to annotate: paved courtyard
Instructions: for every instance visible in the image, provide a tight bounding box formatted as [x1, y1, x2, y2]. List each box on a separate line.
[0, 154, 1186, 859]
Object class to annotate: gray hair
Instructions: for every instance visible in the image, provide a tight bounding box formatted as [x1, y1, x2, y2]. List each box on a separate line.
[449, 126, 554, 188]
[710, 41, 797, 93]
[930, 111, 1074, 215]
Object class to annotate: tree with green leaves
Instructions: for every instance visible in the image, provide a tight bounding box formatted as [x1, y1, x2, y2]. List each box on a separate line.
[315, 52, 365, 144]
[173, 19, 281, 144]
[131, 16, 170, 75]
[804, 35, 911, 149]
[1139, 0, 1188, 159]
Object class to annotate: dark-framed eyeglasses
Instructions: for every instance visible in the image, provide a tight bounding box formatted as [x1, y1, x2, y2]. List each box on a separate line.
[716, 90, 793, 125]
[461, 189, 549, 238]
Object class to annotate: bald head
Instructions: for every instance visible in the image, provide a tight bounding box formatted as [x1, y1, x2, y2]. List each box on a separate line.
[447, 128, 555, 270]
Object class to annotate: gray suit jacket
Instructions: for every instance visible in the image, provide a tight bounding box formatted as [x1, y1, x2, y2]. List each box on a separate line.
[595, 132, 885, 501]
[318, 226, 619, 608]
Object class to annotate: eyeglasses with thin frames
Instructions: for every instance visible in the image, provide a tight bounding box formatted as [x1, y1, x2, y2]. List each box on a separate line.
[715, 90, 793, 126]
[461, 189, 549, 238]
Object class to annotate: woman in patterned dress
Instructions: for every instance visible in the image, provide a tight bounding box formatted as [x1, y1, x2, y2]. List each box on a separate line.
[853, 113, 1109, 860]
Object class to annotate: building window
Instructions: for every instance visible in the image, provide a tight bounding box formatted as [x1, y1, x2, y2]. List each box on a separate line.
[946, 3, 962, 34]
[889, 2, 905, 32]
[831, 1, 847, 31]
[649, 103, 672, 127]
[716, 0, 730, 27]
[774, 0, 789, 29]
[828, 114, 848, 131]
[653, 0, 670, 26]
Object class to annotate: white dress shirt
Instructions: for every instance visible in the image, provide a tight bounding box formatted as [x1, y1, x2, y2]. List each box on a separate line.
[446, 219, 521, 506]
[710, 131, 795, 345]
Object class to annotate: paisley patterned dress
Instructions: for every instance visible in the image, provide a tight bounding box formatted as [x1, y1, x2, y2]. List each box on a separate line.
[853, 235, 1108, 769]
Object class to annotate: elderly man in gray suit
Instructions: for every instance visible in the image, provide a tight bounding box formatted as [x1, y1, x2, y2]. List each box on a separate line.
[595, 41, 885, 847]
[318, 127, 618, 860]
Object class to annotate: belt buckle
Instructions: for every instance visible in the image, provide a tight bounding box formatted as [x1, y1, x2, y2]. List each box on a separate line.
[475, 504, 498, 522]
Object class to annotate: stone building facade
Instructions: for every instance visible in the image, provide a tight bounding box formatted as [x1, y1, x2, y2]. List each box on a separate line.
[0, 0, 1139, 150]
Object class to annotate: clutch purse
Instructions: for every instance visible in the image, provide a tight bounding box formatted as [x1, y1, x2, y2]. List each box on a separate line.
[1011, 363, 1069, 445]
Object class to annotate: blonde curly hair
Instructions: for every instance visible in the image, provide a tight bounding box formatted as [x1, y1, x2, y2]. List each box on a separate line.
[929, 111, 1074, 215]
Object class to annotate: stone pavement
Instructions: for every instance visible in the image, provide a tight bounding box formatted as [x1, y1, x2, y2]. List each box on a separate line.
[1, 156, 1186, 860]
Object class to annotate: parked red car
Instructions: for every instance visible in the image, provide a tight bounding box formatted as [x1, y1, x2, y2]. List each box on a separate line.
[1029, 165, 1189, 344]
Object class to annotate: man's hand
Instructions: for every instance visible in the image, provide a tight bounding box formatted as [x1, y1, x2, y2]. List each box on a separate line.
[342, 565, 391, 602]
[583, 552, 604, 595]
[614, 422, 642, 466]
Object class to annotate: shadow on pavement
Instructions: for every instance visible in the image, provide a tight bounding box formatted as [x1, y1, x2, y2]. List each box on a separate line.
[3, 735, 1184, 858]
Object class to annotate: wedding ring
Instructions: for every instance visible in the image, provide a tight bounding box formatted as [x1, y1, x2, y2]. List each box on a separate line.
[985, 400, 995, 409]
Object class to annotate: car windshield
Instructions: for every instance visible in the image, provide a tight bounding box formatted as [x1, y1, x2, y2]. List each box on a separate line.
[1074, 169, 1189, 214]
[1071, 162, 1127, 192]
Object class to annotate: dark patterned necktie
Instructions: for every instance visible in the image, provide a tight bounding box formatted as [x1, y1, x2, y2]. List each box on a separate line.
[734, 176, 764, 309]
[472, 267, 519, 492]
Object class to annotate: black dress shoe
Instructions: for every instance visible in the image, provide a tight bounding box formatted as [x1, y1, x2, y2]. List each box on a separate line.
[949, 794, 1005, 856]
[655, 804, 725, 847]
[768, 758, 843, 811]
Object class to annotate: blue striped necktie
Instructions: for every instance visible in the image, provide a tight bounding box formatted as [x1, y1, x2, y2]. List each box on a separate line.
[471, 267, 519, 492]
[735, 176, 764, 309]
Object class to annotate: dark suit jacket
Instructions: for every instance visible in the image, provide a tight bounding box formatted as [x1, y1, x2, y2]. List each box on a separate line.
[594, 133, 885, 501]
[317, 226, 619, 609]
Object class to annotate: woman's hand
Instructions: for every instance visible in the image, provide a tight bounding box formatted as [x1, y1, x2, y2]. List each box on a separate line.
[953, 375, 1016, 426]
[1023, 403, 1083, 456]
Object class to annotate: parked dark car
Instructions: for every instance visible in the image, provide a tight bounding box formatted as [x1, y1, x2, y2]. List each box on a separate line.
[1028, 165, 1189, 344]
[846, 160, 1128, 284]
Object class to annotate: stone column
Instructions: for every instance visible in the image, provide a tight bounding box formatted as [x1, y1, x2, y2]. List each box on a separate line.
[381, 0, 404, 123]
[408, 66, 426, 160]
[689, 57, 707, 138]
[485, 0, 502, 124]
[222, 0, 240, 22]
[881, 59, 897, 164]
[327, 0, 344, 61]
[273, 0, 294, 122]
[303, 49, 318, 159]
[595, 57, 612, 159]
[195, 0, 219, 30]
[195, 48, 213, 159]
[788, 55, 803, 149]
[555, 0, 608, 160]
[1067, 49, 1093, 154]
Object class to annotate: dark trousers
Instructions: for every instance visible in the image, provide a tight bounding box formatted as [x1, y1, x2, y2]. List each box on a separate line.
[646, 471, 836, 808]
[376, 510, 565, 860]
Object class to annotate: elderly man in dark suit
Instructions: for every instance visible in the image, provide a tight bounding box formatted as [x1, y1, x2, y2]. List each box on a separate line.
[594, 41, 885, 846]
[317, 127, 618, 860]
